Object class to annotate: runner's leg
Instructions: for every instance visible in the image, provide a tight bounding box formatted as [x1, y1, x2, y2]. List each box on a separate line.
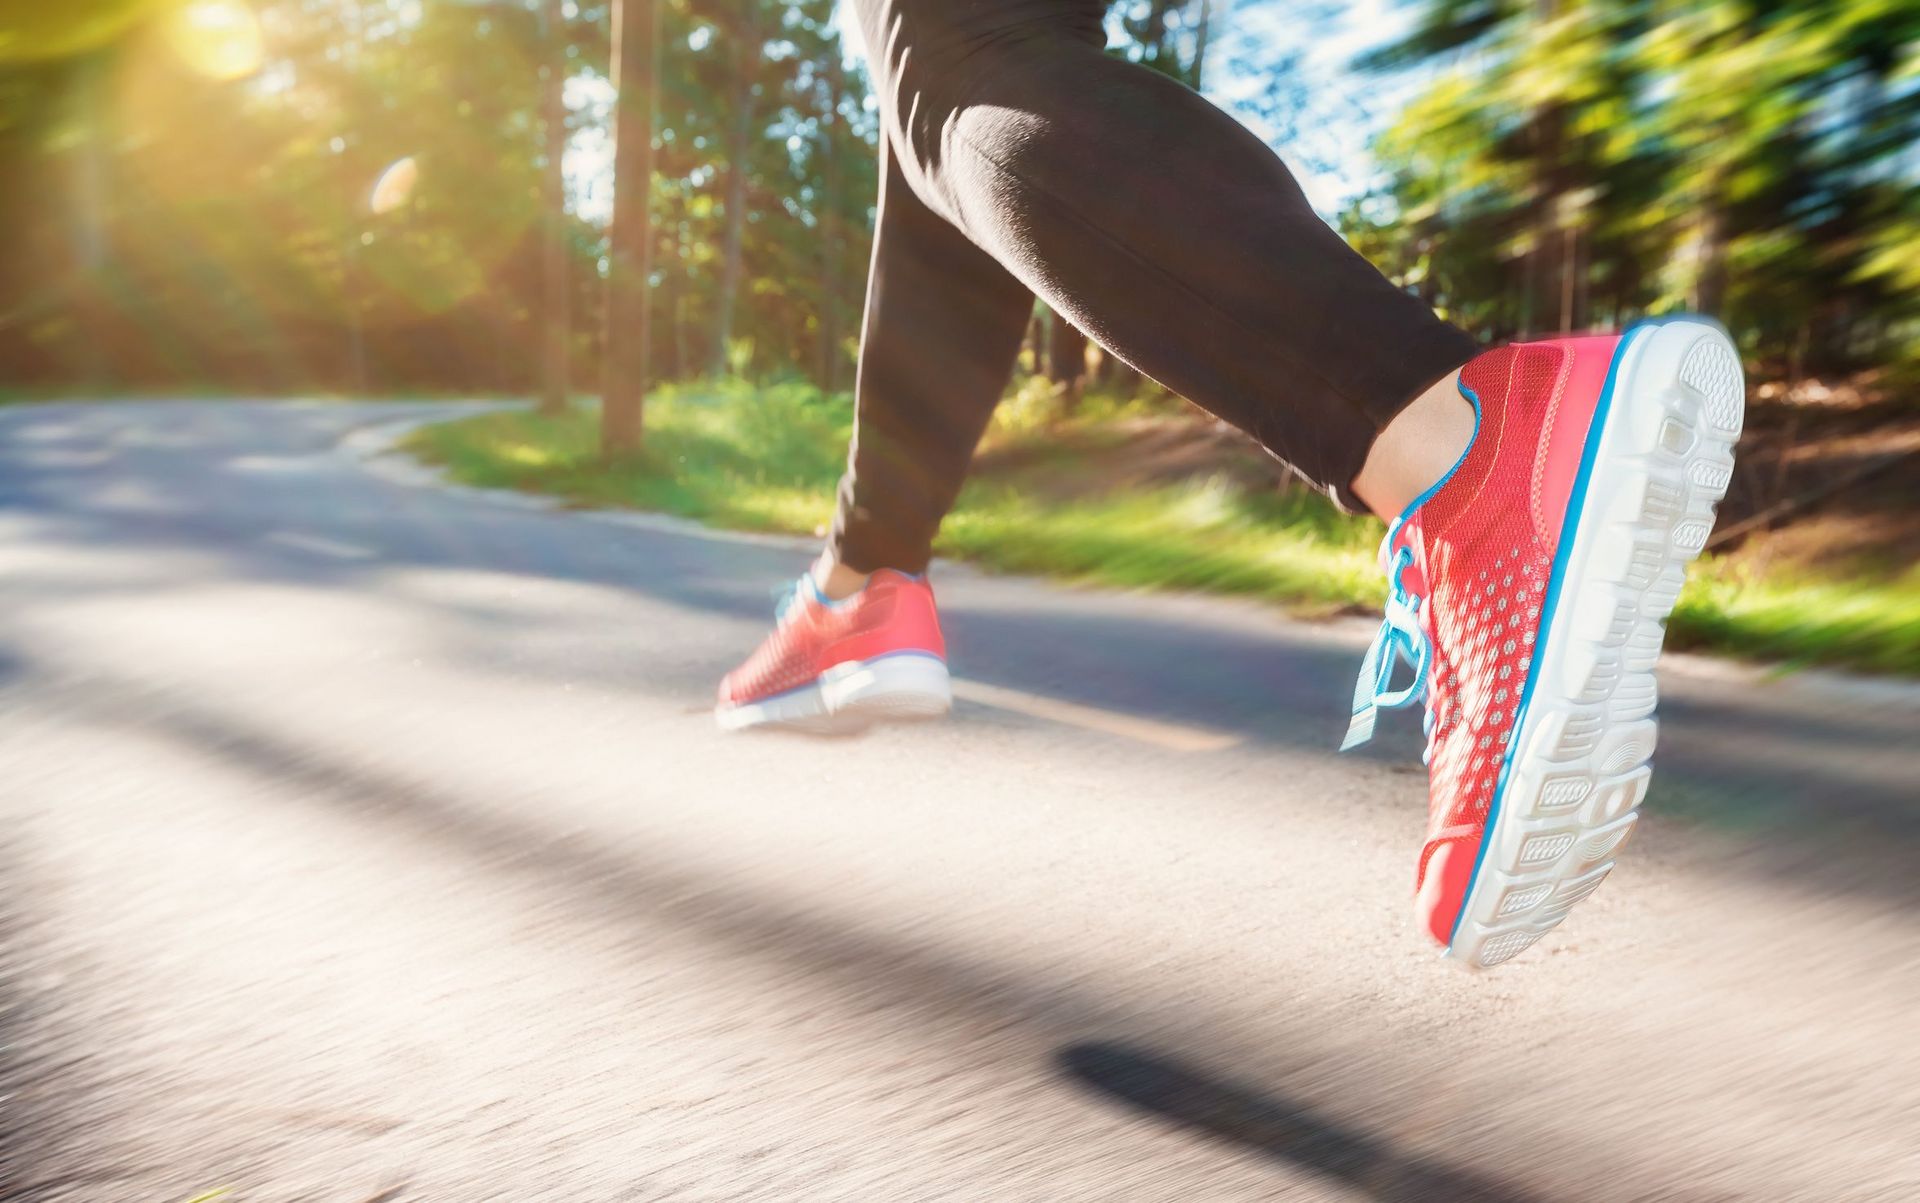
[829, 136, 1034, 576]
[842, 0, 1479, 512]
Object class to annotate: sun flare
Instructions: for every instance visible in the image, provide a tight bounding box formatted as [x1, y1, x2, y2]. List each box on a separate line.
[161, 0, 262, 80]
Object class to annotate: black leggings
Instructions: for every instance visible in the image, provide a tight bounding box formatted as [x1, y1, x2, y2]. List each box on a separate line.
[831, 0, 1479, 574]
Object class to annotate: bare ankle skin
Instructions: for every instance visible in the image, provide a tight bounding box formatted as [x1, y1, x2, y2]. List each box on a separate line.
[810, 552, 873, 602]
[1350, 368, 1476, 521]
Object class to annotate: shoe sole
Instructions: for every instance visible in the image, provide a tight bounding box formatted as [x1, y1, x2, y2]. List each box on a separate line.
[1449, 317, 1744, 969]
[715, 652, 953, 735]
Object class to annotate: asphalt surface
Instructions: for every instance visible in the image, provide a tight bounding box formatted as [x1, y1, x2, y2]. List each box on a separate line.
[2, 399, 1917, 1203]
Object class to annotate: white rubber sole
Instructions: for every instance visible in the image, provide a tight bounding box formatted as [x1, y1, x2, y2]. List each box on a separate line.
[715, 653, 953, 735]
[1449, 318, 1744, 969]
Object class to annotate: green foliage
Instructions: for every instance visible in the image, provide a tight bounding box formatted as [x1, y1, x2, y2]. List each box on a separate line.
[407, 380, 852, 533]
[1672, 554, 1920, 674]
[987, 376, 1088, 441]
[0, 0, 876, 395]
[939, 479, 1384, 611]
[1348, 0, 1920, 375]
[647, 0, 877, 384]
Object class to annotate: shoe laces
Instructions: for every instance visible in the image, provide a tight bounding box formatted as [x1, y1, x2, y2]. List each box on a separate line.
[773, 574, 864, 626]
[1341, 515, 1434, 754]
[772, 576, 813, 626]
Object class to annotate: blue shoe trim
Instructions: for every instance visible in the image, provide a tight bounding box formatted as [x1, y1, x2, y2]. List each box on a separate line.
[857, 649, 946, 666]
[802, 568, 928, 611]
[1394, 374, 1483, 527]
[802, 573, 858, 611]
[733, 675, 825, 706]
[1336, 372, 1484, 754]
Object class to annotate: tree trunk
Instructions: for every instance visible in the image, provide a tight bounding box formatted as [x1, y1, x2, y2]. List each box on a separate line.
[1524, 0, 1578, 338]
[69, 55, 110, 390]
[661, 218, 681, 380]
[671, 212, 689, 379]
[1525, 104, 1567, 339]
[815, 59, 842, 391]
[1515, 232, 1535, 340]
[1143, 0, 1174, 66]
[600, 0, 656, 456]
[1573, 223, 1590, 331]
[1048, 315, 1089, 414]
[1691, 200, 1727, 317]
[1104, 353, 1143, 400]
[341, 210, 367, 393]
[1191, 0, 1214, 89]
[538, 0, 570, 415]
[337, 3, 369, 394]
[1559, 222, 1577, 334]
[712, 40, 754, 378]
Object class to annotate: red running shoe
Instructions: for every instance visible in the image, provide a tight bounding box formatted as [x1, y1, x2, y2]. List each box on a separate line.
[716, 569, 952, 733]
[1343, 317, 1744, 968]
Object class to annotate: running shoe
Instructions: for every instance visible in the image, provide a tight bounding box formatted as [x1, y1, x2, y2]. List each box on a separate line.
[1343, 317, 1744, 968]
[716, 568, 953, 733]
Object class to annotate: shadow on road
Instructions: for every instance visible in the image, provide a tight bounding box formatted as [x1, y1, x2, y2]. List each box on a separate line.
[46, 682, 1650, 1196]
[0, 841, 93, 1203]
[1057, 1042, 1540, 1203]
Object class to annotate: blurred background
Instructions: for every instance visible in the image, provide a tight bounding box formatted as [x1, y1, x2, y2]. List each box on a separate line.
[6, 0, 1918, 393]
[1, 0, 1915, 672]
[8, 0, 1920, 382]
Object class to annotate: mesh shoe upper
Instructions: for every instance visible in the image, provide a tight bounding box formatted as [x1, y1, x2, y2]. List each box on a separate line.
[1345, 338, 1617, 945]
[718, 570, 945, 708]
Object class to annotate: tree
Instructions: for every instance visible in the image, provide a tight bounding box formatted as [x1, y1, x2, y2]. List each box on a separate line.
[1048, 312, 1090, 409]
[538, 0, 571, 416]
[811, 48, 846, 390]
[710, 6, 758, 376]
[601, 0, 656, 455]
[1354, 0, 1920, 374]
[0, 0, 876, 399]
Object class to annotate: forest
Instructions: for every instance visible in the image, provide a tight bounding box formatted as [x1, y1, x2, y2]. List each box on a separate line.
[3, 0, 1912, 404]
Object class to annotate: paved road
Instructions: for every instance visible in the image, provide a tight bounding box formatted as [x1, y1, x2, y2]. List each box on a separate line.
[2, 400, 1917, 1203]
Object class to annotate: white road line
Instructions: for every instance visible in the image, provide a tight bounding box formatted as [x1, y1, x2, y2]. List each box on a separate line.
[264, 531, 376, 560]
[951, 677, 1242, 753]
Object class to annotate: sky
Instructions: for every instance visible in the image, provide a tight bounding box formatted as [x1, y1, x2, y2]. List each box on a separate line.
[562, 0, 1422, 227]
[1204, 0, 1424, 211]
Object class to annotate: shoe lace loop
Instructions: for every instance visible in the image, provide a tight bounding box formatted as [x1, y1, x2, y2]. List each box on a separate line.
[772, 577, 810, 625]
[1341, 517, 1434, 752]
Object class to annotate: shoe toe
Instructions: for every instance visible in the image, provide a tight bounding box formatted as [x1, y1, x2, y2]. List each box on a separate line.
[717, 668, 751, 707]
[1414, 837, 1477, 948]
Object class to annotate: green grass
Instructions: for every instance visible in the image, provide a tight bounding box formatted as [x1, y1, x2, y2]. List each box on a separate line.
[403, 380, 1920, 676]
[407, 380, 859, 535]
[1671, 558, 1920, 675]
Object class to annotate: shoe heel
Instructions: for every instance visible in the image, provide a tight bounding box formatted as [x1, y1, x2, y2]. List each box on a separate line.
[821, 654, 953, 724]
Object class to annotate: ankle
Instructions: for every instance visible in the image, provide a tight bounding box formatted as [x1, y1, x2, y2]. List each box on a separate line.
[811, 554, 873, 602]
[1351, 368, 1476, 521]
